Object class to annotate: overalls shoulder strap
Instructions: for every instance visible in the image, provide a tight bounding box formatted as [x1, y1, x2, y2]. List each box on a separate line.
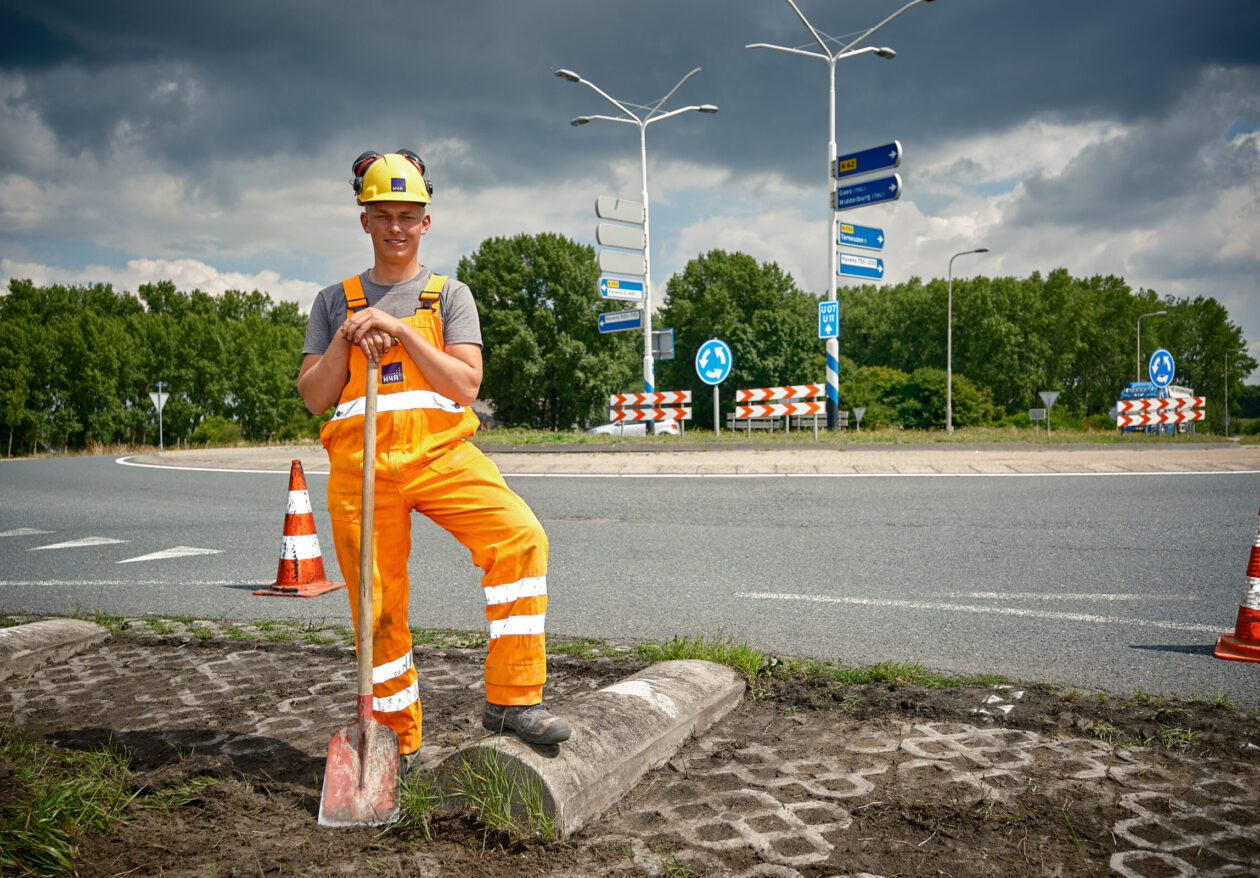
[418, 273, 449, 311]
[342, 274, 368, 313]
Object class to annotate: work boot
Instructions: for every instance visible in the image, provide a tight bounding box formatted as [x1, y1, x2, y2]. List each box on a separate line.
[482, 702, 571, 745]
[400, 749, 421, 775]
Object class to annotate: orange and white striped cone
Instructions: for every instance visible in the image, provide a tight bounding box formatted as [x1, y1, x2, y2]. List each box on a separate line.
[254, 459, 345, 598]
[1214, 506, 1260, 663]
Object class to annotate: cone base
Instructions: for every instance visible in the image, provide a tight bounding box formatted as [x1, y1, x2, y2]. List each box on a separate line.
[1214, 633, 1260, 663]
[254, 580, 346, 598]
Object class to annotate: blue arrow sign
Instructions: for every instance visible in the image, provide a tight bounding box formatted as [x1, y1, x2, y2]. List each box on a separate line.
[818, 300, 839, 340]
[1148, 348, 1175, 388]
[834, 140, 902, 180]
[599, 276, 645, 301]
[695, 338, 732, 385]
[834, 174, 901, 212]
[597, 309, 642, 334]
[837, 222, 884, 251]
[838, 252, 885, 280]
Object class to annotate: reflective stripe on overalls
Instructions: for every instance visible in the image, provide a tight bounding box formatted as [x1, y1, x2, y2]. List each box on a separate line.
[320, 273, 549, 754]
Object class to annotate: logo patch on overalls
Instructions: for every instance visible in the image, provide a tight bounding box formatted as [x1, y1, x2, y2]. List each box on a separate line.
[391, 177, 406, 192]
[381, 362, 404, 384]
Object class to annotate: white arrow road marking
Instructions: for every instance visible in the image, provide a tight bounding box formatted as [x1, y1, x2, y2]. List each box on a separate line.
[30, 537, 127, 550]
[117, 546, 223, 564]
[0, 528, 53, 537]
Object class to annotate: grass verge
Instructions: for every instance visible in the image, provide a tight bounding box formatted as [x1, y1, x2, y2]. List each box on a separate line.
[0, 728, 136, 877]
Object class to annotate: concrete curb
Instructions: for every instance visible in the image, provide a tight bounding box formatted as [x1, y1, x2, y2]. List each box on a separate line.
[435, 659, 746, 838]
[0, 619, 112, 683]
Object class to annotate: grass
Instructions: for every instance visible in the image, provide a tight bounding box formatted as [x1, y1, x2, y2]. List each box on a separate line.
[438, 752, 556, 840]
[471, 423, 1234, 448]
[397, 769, 444, 842]
[0, 728, 137, 877]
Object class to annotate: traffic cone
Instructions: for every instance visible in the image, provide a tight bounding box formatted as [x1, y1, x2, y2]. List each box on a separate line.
[254, 460, 345, 598]
[1214, 507, 1260, 662]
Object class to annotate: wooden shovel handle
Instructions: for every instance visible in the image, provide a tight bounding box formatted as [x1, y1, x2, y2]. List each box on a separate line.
[357, 360, 378, 701]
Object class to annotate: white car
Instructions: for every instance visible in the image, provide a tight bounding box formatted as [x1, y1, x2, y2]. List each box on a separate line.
[588, 419, 679, 436]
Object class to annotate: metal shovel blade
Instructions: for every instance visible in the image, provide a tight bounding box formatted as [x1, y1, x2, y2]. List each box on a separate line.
[317, 696, 401, 827]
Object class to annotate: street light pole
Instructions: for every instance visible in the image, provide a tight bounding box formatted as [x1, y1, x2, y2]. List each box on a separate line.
[749, 0, 932, 428]
[946, 248, 988, 434]
[1136, 310, 1167, 382]
[556, 68, 717, 393]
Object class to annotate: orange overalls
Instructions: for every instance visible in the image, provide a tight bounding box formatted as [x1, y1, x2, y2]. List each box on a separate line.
[319, 273, 549, 755]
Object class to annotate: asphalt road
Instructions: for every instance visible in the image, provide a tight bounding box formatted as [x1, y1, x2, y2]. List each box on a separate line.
[2, 448, 1258, 707]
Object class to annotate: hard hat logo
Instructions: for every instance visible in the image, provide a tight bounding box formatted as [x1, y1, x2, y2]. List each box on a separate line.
[352, 151, 432, 205]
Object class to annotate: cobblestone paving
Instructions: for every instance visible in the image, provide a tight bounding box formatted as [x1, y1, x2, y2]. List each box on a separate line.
[3, 627, 1258, 876]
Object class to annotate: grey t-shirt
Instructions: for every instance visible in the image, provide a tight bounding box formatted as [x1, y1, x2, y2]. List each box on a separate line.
[302, 268, 482, 356]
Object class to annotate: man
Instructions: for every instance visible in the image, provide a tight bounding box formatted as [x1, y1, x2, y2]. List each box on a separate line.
[297, 150, 570, 769]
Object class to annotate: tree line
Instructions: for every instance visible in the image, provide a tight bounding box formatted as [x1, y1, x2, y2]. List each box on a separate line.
[1, 232, 1254, 453]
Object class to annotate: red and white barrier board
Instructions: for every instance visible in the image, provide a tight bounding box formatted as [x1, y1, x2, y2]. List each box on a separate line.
[609, 390, 691, 407]
[609, 407, 692, 422]
[735, 384, 824, 403]
[735, 401, 826, 419]
[1116, 410, 1205, 428]
[1116, 397, 1205, 413]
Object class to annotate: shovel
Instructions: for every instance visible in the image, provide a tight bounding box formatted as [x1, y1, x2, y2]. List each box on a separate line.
[318, 359, 401, 827]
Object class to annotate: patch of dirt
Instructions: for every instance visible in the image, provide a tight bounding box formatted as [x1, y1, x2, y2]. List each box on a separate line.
[7, 636, 1258, 877]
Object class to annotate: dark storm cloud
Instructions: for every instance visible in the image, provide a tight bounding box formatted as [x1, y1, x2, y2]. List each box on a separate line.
[2, 0, 1257, 191]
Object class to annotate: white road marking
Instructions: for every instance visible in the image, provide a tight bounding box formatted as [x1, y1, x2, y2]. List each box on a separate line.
[503, 469, 1260, 478]
[0, 528, 53, 537]
[117, 546, 223, 564]
[952, 592, 1199, 602]
[736, 591, 1222, 634]
[0, 579, 266, 587]
[30, 537, 127, 550]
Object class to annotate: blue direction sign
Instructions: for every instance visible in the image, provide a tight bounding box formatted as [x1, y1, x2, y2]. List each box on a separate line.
[695, 338, 732, 385]
[597, 309, 642, 334]
[837, 222, 884, 251]
[599, 276, 645, 301]
[1148, 348, 1175, 388]
[818, 300, 839, 340]
[834, 140, 902, 180]
[838, 252, 885, 281]
[834, 174, 901, 211]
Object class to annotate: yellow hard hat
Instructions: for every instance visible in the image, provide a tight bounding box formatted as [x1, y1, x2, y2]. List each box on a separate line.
[351, 150, 432, 205]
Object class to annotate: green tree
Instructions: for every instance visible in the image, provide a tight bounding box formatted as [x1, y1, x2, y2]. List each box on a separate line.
[458, 232, 637, 429]
[657, 250, 818, 427]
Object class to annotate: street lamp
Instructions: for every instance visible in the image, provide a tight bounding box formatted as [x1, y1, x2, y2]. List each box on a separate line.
[946, 247, 988, 434]
[748, 0, 934, 428]
[1136, 310, 1167, 382]
[556, 67, 717, 393]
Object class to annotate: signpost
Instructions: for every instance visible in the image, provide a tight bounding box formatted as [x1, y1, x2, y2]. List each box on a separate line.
[596, 222, 645, 250]
[834, 140, 902, 180]
[597, 249, 645, 277]
[1038, 390, 1060, 436]
[818, 300, 839, 340]
[834, 174, 901, 211]
[597, 309, 642, 334]
[852, 406, 866, 432]
[1148, 348, 1175, 388]
[837, 222, 884, 251]
[596, 196, 644, 224]
[695, 338, 733, 436]
[148, 381, 169, 452]
[599, 276, 645, 301]
[838, 253, 885, 281]
[652, 328, 674, 360]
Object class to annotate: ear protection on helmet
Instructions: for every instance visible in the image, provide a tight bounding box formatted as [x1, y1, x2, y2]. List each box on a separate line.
[349, 149, 434, 199]
[350, 150, 383, 197]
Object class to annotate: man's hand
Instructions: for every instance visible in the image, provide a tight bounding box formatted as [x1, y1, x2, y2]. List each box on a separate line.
[339, 307, 401, 360]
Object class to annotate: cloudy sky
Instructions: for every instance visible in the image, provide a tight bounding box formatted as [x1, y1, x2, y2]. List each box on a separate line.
[3, 0, 1258, 378]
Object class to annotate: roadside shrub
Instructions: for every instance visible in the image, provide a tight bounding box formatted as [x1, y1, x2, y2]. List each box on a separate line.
[189, 416, 242, 446]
